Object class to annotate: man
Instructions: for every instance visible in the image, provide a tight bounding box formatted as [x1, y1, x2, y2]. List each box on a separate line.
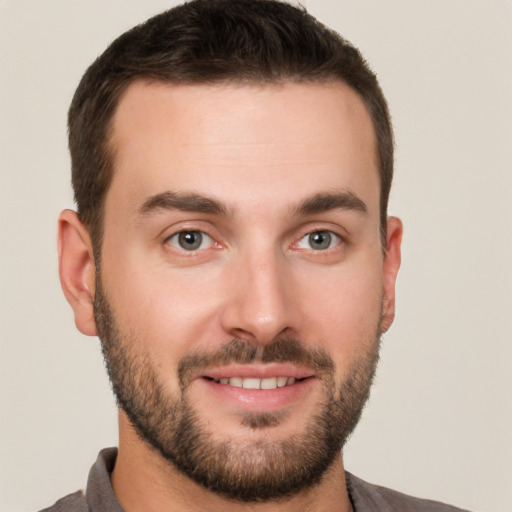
[46, 0, 469, 511]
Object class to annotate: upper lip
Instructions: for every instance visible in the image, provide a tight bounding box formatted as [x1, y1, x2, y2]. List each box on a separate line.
[196, 363, 315, 381]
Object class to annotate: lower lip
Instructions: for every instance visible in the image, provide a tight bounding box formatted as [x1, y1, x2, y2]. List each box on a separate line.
[197, 377, 316, 412]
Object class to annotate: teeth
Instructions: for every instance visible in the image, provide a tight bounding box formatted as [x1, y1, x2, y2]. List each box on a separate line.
[260, 377, 277, 390]
[277, 376, 288, 387]
[229, 377, 243, 387]
[242, 378, 261, 389]
[214, 376, 300, 389]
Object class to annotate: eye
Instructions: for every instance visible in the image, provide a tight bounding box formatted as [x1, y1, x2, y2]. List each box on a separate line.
[296, 230, 341, 251]
[166, 231, 213, 251]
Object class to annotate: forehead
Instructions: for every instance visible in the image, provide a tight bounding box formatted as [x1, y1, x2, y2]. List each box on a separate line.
[107, 80, 379, 217]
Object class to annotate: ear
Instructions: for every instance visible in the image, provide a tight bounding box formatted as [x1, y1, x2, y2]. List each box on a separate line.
[58, 209, 97, 336]
[380, 216, 403, 333]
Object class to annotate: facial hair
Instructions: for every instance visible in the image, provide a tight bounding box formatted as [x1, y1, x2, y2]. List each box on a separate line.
[94, 278, 381, 503]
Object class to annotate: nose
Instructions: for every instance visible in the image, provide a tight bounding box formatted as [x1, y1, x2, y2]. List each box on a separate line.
[220, 249, 295, 345]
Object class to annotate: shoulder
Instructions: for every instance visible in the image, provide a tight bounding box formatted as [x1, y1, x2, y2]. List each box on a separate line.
[38, 490, 89, 512]
[346, 472, 472, 512]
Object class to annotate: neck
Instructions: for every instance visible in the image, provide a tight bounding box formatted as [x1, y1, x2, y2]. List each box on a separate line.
[112, 412, 353, 512]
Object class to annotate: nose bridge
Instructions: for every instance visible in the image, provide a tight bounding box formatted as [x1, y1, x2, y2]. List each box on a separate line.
[221, 243, 292, 344]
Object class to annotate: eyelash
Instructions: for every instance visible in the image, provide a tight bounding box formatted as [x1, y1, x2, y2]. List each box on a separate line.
[164, 228, 345, 254]
[165, 230, 216, 252]
[295, 230, 343, 251]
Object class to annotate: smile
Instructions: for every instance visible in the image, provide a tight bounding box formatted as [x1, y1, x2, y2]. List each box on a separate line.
[195, 367, 317, 411]
[206, 376, 302, 389]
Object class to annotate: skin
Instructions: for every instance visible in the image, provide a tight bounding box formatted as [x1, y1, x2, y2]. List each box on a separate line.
[58, 81, 402, 512]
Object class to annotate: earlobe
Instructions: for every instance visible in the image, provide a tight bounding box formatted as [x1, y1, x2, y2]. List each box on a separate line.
[57, 209, 98, 336]
[380, 216, 403, 333]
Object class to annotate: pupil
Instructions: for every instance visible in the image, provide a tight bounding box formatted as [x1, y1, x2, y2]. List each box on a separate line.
[310, 231, 331, 250]
[179, 231, 202, 250]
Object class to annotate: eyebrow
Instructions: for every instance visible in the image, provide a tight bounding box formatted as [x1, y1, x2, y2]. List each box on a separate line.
[139, 191, 229, 217]
[138, 189, 367, 219]
[293, 190, 368, 217]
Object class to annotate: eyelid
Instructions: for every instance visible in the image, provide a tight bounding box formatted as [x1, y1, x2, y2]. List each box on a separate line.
[166, 230, 212, 250]
[295, 230, 343, 251]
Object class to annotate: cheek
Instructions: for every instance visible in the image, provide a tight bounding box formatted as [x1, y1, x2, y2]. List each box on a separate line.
[294, 258, 383, 362]
[100, 250, 228, 360]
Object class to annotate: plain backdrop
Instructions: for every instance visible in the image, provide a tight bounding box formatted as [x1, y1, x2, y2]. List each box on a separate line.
[1, 1, 511, 511]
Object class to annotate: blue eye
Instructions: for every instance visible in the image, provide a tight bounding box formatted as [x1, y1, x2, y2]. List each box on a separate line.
[297, 230, 341, 251]
[167, 231, 213, 251]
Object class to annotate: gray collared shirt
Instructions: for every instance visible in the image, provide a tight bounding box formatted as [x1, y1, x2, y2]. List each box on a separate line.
[39, 448, 471, 512]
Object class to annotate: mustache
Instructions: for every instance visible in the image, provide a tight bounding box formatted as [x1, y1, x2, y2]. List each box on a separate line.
[178, 338, 335, 387]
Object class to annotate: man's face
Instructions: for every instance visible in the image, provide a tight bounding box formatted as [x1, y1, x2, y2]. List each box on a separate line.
[94, 81, 401, 500]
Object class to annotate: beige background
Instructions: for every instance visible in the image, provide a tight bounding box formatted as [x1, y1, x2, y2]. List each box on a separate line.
[1, 1, 511, 511]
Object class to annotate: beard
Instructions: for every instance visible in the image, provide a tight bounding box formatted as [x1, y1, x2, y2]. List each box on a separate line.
[94, 278, 381, 503]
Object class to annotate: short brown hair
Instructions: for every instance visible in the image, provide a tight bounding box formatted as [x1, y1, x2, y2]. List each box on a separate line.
[68, 0, 393, 254]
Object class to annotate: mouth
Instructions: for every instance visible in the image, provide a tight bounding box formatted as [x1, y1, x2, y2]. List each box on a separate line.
[203, 375, 306, 390]
[193, 365, 317, 412]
